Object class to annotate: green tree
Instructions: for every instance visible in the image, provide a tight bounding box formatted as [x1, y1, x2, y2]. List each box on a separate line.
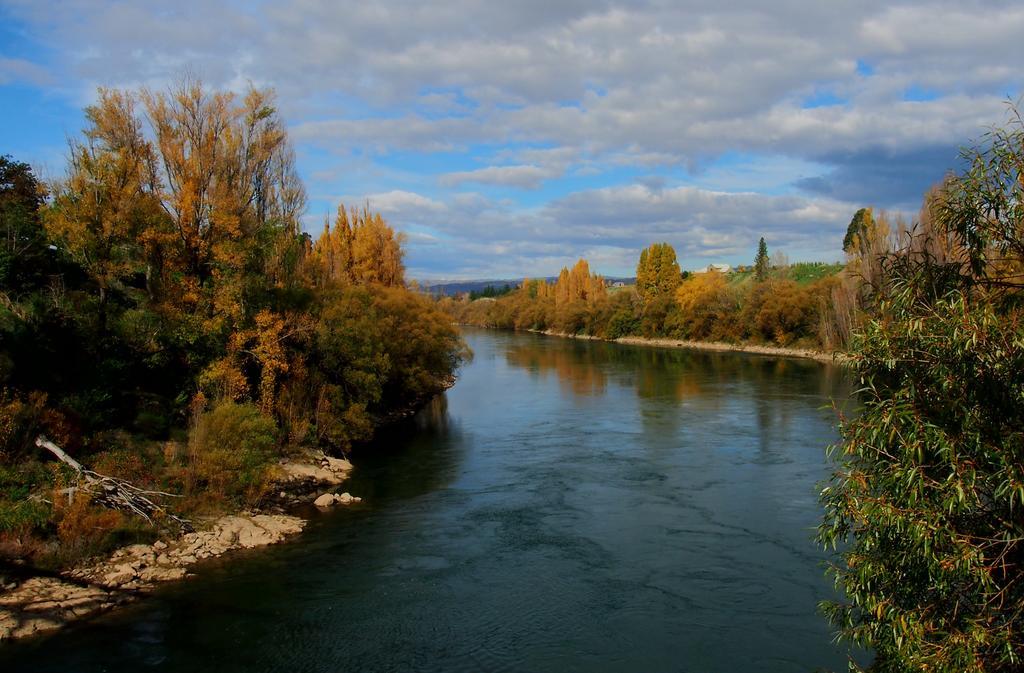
[819, 108, 1024, 673]
[0, 156, 49, 296]
[754, 237, 769, 281]
[636, 242, 682, 304]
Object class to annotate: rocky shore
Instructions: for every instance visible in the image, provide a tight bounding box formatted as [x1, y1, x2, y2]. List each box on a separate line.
[612, 336, 848, 364]
[524, 328, 847, 364]
[0, 451, 360, 642]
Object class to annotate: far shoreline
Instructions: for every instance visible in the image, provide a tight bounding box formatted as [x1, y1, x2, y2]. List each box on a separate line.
[463, 326, 850, 365]
[611, 335, 848, 365]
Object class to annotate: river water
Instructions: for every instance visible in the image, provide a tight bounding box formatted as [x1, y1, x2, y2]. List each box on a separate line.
[3, 328, 856, 672]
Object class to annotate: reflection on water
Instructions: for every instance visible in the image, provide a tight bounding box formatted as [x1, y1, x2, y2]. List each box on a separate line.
[1, 327, 857, 673]
[506, 334, 850, 405]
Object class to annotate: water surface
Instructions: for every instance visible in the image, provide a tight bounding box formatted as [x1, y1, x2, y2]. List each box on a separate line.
[3, 328, 854, 672]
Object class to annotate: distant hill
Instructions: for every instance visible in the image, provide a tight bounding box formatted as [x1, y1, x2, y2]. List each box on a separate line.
[421, 277, 637, 296]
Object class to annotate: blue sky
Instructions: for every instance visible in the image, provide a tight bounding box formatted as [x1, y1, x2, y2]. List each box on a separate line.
[1, 1, 1021, 280]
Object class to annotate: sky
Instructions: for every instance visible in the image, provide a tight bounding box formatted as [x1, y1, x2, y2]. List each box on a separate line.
[1, 1, 1021, 280]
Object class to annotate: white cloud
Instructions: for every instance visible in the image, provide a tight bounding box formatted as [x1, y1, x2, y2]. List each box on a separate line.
[439, 164, 562, 189]
[354, 182, 856, 278]
[358, 190, 448, 215]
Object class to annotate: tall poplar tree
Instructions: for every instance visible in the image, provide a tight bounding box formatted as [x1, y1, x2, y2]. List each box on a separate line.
[635, 242, 681, 303]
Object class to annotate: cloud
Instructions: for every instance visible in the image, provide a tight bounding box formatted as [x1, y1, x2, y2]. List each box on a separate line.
[359, 190, 448, 215]
[347, 182, 856, 278]
[0, 57, 52, 86]
[439, 164, 562, 189]
[3, 0, 1021, 277]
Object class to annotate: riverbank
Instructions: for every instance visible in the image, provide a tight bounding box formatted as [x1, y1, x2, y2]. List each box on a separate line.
[613, 336, 847, 364]
[527, 329, 849, 365]
[0, 451, 358, 642]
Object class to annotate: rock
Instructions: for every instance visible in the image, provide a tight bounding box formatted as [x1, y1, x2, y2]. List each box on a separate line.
[153, 540, 168, 551]
[280, 452, 353, 486]
[138, 566, 186, 582]
[314, 492, 362, 507]
[103, 563, 138, 586]
[123, 543, 153, 557]
[12, 617, 60, 639]
[59, 594, 105, 610]
[322, 456, 353, 474]
[314, 493, 337, 507]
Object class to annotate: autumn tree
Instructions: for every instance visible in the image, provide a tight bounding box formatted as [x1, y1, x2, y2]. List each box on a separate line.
[0, 81, 468, 566]
[350, 207, 405, 286]
[553, 258, 606, 304]
[673, 270, 733, 339]
[636, 242, 682, 304]
[842, 207, 874, 253]
[142, 80, 305, 318]
[309, 205, 405, 288]
[45, 88, 165, 328]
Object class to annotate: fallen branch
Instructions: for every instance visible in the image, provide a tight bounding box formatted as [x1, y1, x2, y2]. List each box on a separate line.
[35, 436, 194, 533]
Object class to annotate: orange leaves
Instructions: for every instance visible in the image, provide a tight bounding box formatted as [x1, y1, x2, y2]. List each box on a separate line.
[46, 88, 162, 303]
[553, 258, 606, 305]
[49, 78, 306, 325]
[675, 269, 729, 315]
[198, 357, 249, 403]
[138, 79, 305, 314]
[309, 205, 406, 288]
[636, 242, 682, 304]
[351, 210, 406, 286]
[249, 310, 290, 414]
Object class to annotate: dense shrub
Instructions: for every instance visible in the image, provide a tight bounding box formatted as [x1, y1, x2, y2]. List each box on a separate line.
[188, 401, 278, 507]
[820, 108, 1024, 672]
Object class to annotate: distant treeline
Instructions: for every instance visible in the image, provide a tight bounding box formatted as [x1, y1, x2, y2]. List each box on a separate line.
[425, 276, 636, 297]
[443, 238, 852, 350]
[468, 284, 514, 300]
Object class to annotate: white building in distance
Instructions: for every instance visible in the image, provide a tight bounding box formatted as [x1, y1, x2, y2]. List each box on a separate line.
[692, 263, 732, 274]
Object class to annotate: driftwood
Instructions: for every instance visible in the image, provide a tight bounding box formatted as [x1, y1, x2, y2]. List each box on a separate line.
[35, 436, 194, 533]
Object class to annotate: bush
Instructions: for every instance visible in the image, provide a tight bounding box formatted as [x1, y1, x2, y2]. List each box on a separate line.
[0, 389, 47, 461]
[820, 108, 1024, 672]
[606, 304, 641, 339]
[672, 272, 734, 339]
[0, 465, 51, 536]
[188, 401, 278, 507]
[751, 280, 817, 345]
[48, 491, 155, 567]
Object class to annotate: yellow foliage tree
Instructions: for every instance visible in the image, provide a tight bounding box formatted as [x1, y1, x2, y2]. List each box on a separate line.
[674, 270, 732, 339]
[554, 258, 606, 304]
[46, 88, 164, 325]
[309, 205, 406, 287]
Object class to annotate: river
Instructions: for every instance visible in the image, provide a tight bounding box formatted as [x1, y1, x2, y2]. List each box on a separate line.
[2, 327, 856, 672]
